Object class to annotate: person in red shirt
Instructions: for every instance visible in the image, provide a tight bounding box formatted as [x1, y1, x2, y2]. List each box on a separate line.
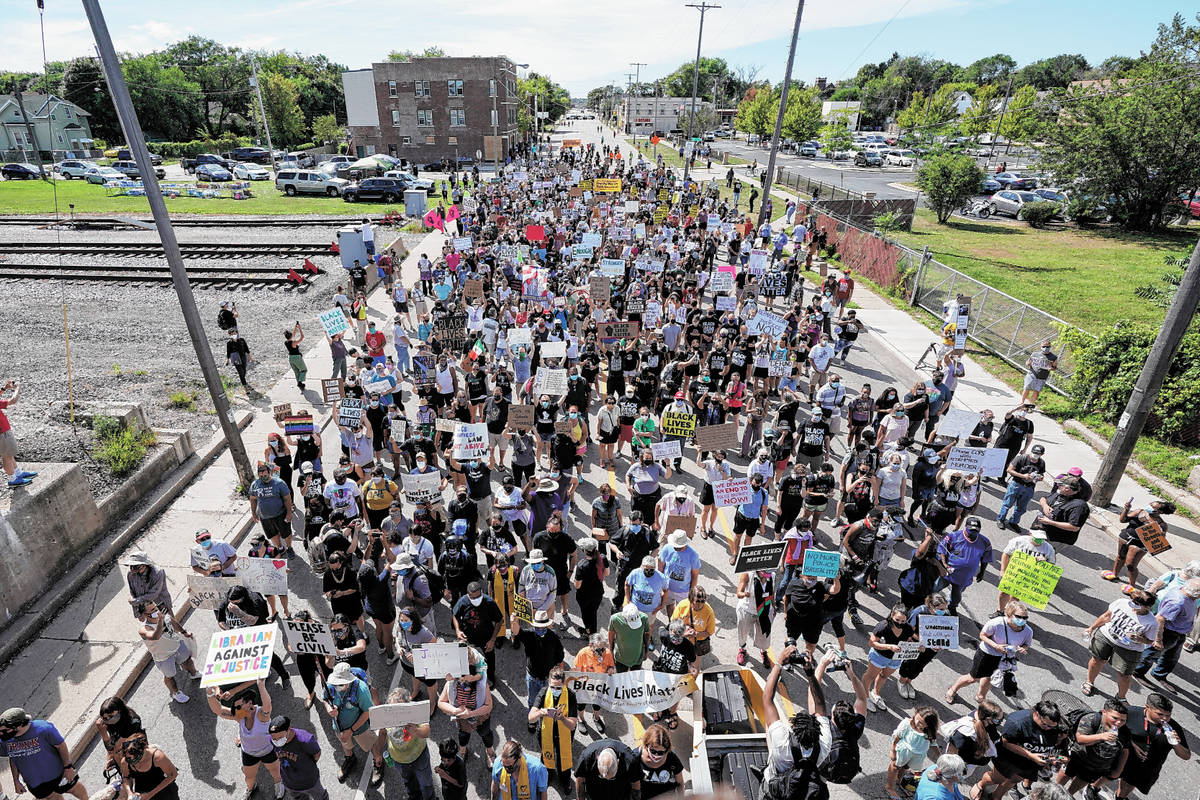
[365, 322, 387, 367]
[0, 380, 35, 487]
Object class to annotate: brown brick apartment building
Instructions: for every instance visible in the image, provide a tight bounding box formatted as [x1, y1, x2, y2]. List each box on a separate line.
[342, 56, 522, 166]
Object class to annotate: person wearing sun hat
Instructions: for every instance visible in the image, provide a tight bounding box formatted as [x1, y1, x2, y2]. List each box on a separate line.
[657, 531, 701, 618]
[519, 549, 559, 617]
[609, 603, 650, 673]
[510, 610, 566, 720]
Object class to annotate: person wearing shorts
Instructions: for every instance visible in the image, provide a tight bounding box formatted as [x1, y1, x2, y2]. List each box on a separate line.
[322, 663, 387, 785]
[730, 475, 769, 566]
[137, 600, 199, 704]
[206, 679, 285, 798]
[0, 708, 86, 800]
[1082, 590, 1158, 700]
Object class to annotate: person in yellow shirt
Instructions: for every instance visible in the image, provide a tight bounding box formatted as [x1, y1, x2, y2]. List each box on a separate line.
[671, 585, 717, 661]
[361, 467, 400, 528]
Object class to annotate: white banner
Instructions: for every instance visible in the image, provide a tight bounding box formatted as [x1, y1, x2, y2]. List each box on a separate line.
[540, 340, 567, 359]
[946, 446, 1008, 478]
[565, 670, 696, 714]
[282, 617, 336, 656]
[938, 409, 982, 440]
[452, 422, 489, 460]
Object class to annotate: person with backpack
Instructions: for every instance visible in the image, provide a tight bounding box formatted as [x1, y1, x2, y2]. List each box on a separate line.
[1056, 698, 1131, 798]
[971, 700, 1066, 800]
[946, 600, 1032, 705]
[809, 650, 868, 787]
[941, 700, 1004, 780]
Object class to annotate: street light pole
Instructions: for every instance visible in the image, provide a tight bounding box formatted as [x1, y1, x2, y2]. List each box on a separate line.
[81, 0, 255, 491]
[684, 1, 720, 181]
[759, 0, 805, 227]
[250, 57, 278, 173]
[630, 62, 646, 148]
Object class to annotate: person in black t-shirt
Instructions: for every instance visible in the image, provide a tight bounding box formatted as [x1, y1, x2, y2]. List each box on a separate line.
[636, 724, 684, 799]
[512, 611, 566, 721]
[1032, 476, 1090, 546]
[775, 463, 808, 535]
[452, 581, 503, 678]
[862, 603, 917, 712]
[974, 701, 1065, 799]
[1116, 693, 1191, 800]
[576, 738, 642, 800]
[1059, 698, 1131, 796]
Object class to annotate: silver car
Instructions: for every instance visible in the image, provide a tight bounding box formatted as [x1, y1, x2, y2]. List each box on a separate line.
[55, 159, 98, 179]
[990, 190, 1043, 217]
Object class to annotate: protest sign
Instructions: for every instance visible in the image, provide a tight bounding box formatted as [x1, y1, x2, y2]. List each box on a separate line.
[600, 258, 626, 277]
[896, 641, 923, 661]
[1137, 520, 1171, 555]
[508, 405, 535, 430]
[513, 593, 534, 625]
[938, 409, 982, 440]
[802, 549, 842, 579]
[365, 378, 394, 398]
[320, 378, 343, 403]
[713, 477, 752, 508]
[651, 440, 682, 461]
[734, 540, 787, 573]
[665, 514, 697, 539]
[201, 623, 276, 688]
[748, 249, 769, 275]
[508, 327, 533, 348]
[337, 398, 364, 428]
[236, 557, 288, 596]
[581, 232, 603, 249]
[540, 340, 567, 359]
[453, 236, 473, 251]
[272, 403, 292, 423]
[369, 702, 430, 730]
[694, 422, 740, 452]
[525, 224, 545, 241]
[768, 356, 790, 377]
[589, 276, 611, 305]
[952, 296, 971, 354]
[996, 550, 1063, 610]
[946, 446, 1008, 478]
[402, 471, 442, 506]
[187, 575, 240, 610]
[919, 615, 960, 649]
[283, 414, 314, 437]
[452, 422, 488, 460]
[707, 213, 722, 228]
[435, 418, 456, 433]
[282, 617, 336, 656]
[653, 206, 669, 223]
[715, 295, 736, 311]
[709, 270, 734, 294]
[533, 368, 569, 396]
[464, 279, 484, 301]
[744, 308, 789, 337]
[593, 178, 622, 193]
[554, 420, 575, 435]
[597, 321, 639, 340]
[661, 411, 697, 438]
[565, 670, 695, 715]
[760, 272, 789, 297]
[318, 308, 349, 338]
[626, 200, 641, 214]
[414, 642, 471, 678]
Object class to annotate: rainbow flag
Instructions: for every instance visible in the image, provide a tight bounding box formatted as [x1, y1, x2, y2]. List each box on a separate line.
[284, 414, 314, 436]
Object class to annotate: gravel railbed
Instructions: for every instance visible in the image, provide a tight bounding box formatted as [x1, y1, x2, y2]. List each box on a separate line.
[0, 223, 419, 499]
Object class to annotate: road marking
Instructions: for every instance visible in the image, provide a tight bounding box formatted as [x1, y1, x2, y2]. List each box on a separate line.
[351, 645, 410, 800]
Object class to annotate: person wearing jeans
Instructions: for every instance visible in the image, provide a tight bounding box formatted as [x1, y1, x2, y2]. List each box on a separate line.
[1134, 580, 1200, 685]
[996, 445, 1045, 531]
[385, 687, 436, 800]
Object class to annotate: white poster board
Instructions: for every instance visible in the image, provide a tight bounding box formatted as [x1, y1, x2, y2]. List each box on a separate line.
[282, 617, 336, 656]
[452, 422, 489, 460]
[236, 557, 288, 596]
[651, 440, 682, 461]
[414, 642, 471, 678]
[319, 308, 349, 337]
[946, 446, 1008, 478]
[201, 623, 277, 688]
[938, 409, 982, 440]
[713, 477, 752, 508]
[369, 702, 431, 730]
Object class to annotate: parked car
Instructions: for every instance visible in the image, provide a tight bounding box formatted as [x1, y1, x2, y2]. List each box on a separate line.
[854, 151, 883, 167]
[994, 171, 1037, 190]
[275, 169, 348, 197]
[989, 190, 1044, 217]
[111, 160, 166, 180]
[382, 170, 435, 193]
[324, 155, 355, 166]
[83, 166, 126, 184]
[1034, 187, 1069, 204]
[885, 150, 916, 166]
[232, 162, 271, 181]
[798, 145, 819, 157]
[980, 177, 1002, 194]
[713, 129, 731, 138]
[1, 163, 40, 180]
[117, 148, 163, 165]
[702, 131, 715, 142]
[226, 147, 270, 164]
[195, 164, 233, 182]
[287, 151, 316, 168]
[182, 153, 231, 173]
[54, 159, 98, 179]
[342, 177, 409, 203]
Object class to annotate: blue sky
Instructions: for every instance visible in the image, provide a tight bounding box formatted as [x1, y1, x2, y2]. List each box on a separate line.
[0, 0, 1183, 96]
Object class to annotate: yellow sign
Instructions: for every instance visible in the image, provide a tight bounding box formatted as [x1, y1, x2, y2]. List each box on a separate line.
[996, 550, 1063, 610]
[653, 206, 668, 222]
[593, 178, 623, 193]
[579, 179, 593, 191]
[513, 594, 534, 624]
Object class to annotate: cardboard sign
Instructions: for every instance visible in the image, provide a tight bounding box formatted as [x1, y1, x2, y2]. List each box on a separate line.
[565, 670, 695, 714]
[508, 404, 535, 430]
[597, 321, 639, 340]
[581, 233, 603, 249]
[713, 477, 752, 508]
[938, 409, 982, 440]
[695, 422, 739, 452]
[369, 702, 431, 730]
[365, 378, 394, 398]
[201, 623, 276, 688]
[896, 641, 923, 661]
[337, 398, 364, 428]
[464, 278, 484, 300]
[319, 308, 349, 337]
[651, 440, 682, 461]
[996, 550, 1063, 610]
[452, 422, 488, 460]
[801, 549, 842, 579]
[661, 411, 697, 438]
[187, 575, 240, 610]
[513, 593, 534, 624]
[272, 403, 292, 423]
[1136, 520, 1171, 555]
[554, 420, 575, 434]
[402, 471, 443, 506]
[414, 642, 471, 679]
[653, 206, 669, 223]
[734, 540, 787, 573]
[946, 446, 1008, 478]
[435, 418, 456, 433]
[533, 368, 569, 396]
[540, 340, 567, 359]
[236, 557, 288, 596]
[593, 178, 622, 193]
[919, 614, 960, 649]
[321, 378, 343, 403]
[283, 414, 314, 436]
[282, 617, 336, 656]
[589, 276, 611, 305]
[453, 236, 474, 252]
[626, 200, 641, 214]
[665, 514, 697, 539]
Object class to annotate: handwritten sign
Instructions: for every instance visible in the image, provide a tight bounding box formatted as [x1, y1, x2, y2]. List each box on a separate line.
[273, 403, 292, 423]
[713, 477, 752, 508]
[661, 411, 697, 438]
[651, 440, 682, 461]
[715, 295, 736, 311]
[744, 308, 788, 337]
[237, 557, 288, 596]
[599, 258, 626, 277]
[452, 422, 488, 460]
[938, 409, 982, 440]
[896, 641, 923, 661]
[282, 617, 335, 656]
[996, 550, 1063, 610]
[369, 702, 431, 730]
[665, 514, 696, 539]
[513, 593, 534, 625]
[413, 642, 470, 679]
[802, 549, 842, 579]
[201, 623, 276, 687]
[337, 397, 364, 428]
[525, 224, 545, 241]
[695, 422, 739, 452]
[318, 308, 349, 337]
[945, 446, 1008, 478]
[748, 249, 769, 275]
[321, 378, 343, 403]
[453, 236, 474, 252]
[507, 404, 535, 430]
[464, 278, 484, 301]
[734, 540, 787, 573]
[1136, 520, 1171, 555]
[710, 270, 734, 294]
[919, 614, 960, 649]
[589, 276, 611, 305]
[187, 575, 240, 610]
[533, 368, 569, 397]
[402, 471, 442, 506]
[593, 178, 622, 193]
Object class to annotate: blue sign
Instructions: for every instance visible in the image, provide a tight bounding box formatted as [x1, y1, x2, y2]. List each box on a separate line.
[802, 549, 841, 579]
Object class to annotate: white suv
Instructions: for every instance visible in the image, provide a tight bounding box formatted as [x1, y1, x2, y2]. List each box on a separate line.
[275, 169, 349, 197]
[55, 159, 97, 179]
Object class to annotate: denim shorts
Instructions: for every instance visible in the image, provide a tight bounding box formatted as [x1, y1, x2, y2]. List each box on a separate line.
[868, 649, 902, 670]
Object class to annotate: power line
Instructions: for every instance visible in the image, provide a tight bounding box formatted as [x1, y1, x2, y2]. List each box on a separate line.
[836, 0, 914, 80]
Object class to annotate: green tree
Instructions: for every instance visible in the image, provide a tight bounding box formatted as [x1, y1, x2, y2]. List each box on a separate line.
[659, 57, 740, 102]
[387, 46, 447, 62]
[819, 117, 854, 155]
[859, 74, 908, 128]
[124, 55, 205, 141]
[782, 87, 822, 142]
[518, 72, 571, 133]
[1038, 14, 1200, 230]
[916, 153, 984, 223]
[895, 90, 928, 133]
[257, 72, 305, 147]
[312, 113, 341, 145]
[830, 86, 860, 101]
[161, 37, 252, 136]
[1014, 54, 1090, 89]
[61, 57, 119, 142]
[997, 84, 1040, 143]
[959, 54, 1016, 85]
[958, 83, 1000, 139]
[735, 86, 775, 138]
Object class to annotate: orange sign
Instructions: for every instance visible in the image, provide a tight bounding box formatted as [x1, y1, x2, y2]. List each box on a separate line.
[650, 135, 660, 144]
[562, 139, 582, 147]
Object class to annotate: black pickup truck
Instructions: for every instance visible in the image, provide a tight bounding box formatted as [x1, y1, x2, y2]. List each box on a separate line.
[181, 153, 231, 173]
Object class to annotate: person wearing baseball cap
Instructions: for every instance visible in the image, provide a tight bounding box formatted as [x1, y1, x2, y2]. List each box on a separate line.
[996, 442, 1046, 532]
[996, 526, 1057, 614]
[0, 708, 85, 800]
[189, 528, 237, 578]
[936, 516, 993, 616]
[269, 715, 328, 799]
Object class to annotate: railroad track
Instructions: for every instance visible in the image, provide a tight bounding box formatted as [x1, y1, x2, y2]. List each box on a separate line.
[0, 241, 332, 259]
[0, 261, 316, 288]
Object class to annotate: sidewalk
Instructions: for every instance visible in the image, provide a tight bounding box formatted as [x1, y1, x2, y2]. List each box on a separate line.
[0, 224, 445, 758]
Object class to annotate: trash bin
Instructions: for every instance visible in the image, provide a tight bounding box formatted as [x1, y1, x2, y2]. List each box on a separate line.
[404, 189, 427, 218]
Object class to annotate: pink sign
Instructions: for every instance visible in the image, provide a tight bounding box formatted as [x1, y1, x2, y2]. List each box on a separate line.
[525, 224, 545, 241]
[447, 252, 461, 269]
[446, 205, 462, 223]
[423, 209, 444, 231]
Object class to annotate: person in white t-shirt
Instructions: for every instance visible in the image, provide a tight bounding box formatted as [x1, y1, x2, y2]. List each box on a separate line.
[760, 643, 833, 782]
[1082, 589, 1159, 700]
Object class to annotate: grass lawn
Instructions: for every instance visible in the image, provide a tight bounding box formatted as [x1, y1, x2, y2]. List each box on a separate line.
[893, 209, 1195, 332]
[0, 177, 376, 216]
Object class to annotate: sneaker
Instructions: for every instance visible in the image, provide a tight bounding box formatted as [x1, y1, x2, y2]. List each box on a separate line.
[647, 641, 656, 652]
[898, 682, 915, 700]
[371, 761, 385, 787]
[761, 651, 773, 668]
[171, 691, 190, 703]
[737, 648, 747, 666]
[337, 753, 358, 782]
[385, 651, 401, 666]
[557, 618, 571, 631]
[593, 715, 606, 734]
[578, 716, 590, 735]
[186, 670, 202, 680]
[14, 469, 38, 479]
[6, 476, 31, 487]
[870, 693, 887, 711]
[849, 612, 864, 626]
[995, 520, 1008, 531]
[866, 694, 878, 712]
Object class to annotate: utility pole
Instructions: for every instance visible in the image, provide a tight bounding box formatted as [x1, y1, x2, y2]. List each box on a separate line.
[81, 0, 255, 492]
[1092, 239, 1200, 507]
[630, 62, 646, 147]
[250, 58, 278, 173]
[988, 74, 1014, 163]
[11, 87, 47, 179]
[758, 0, 805, 227]
[684, 1, 720, 180]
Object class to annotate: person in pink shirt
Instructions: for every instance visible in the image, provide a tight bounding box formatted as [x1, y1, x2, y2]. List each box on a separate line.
[0, 380, 35, 487]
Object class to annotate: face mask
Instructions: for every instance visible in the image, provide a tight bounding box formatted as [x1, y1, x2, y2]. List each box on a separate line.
[890, 463, 901, 471]
[370, 401, 380, 408]
[569, 412, 579, 419]
[644, 569, 656, 578]
[469, 596, 483, 607]
[534, 627, 547, 637]
[200, 540, 213, 550]
[1011, 618, 1028, 629]
[830, 382, 840, 389]
[1015, 411, 1027, 419]
[148, 612, 160, 620]
[533, 563, 545, 572]
[1042, 347, 1051, 353]
[965, 531, 978, 542]
[271, 736, 288, 747]
[934, 609, 948, 616]
[894, 410, 905, 418]
[399, 619, 412, 631]
[926, 456, 939, 463]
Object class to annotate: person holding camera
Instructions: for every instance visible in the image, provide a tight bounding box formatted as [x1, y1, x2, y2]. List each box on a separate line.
[946, 600, 1032, 705]
[761, 643, 831, 783]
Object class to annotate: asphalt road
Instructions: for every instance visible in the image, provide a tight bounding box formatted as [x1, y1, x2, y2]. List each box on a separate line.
[67, 121, 1198, 800]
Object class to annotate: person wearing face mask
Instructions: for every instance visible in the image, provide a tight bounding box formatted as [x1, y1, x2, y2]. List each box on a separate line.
[940, 700, 1004, 780]
[995, 404, 1036, 481]
[997, 528, 1056, 612]
[190, 528, 237, 578]
[264, 432, 294, 489]
[135, 600, 199, 704]
[1105, 498, 1176, 592]
[996, 444, 1046, 532]
[324, 467, 364, 523]
[527, 666, 578, 795]
[268, 715, 327, 800]
[207, 679, 286, 798]
[894, 593, 952, 700]
[122, 550, 178, 624]
[511, 610, 567, 723]
[1031, 475, 1089, 547]
[1022, 340, 1058, 406]
[729, 474, 771, 566]
[654, 487, 696, 540]
[291, 426, 324, 486]
[625, 447, 672, 523]
[250, 461, 296, 558]
[934, 517, 993, 617]
[483, 388, 510, 469]
[607, 510, 656, 604]
[360, 467, 399, 529]
[807, 335, 835, 403]
[225, 327, 253, 388]
[397, 606, 443, 712]
[698, 450, 733, 539]
[862, 603, 919, 712]
[947, 600, 1032, 705]
[1082, 588, 1160, 701]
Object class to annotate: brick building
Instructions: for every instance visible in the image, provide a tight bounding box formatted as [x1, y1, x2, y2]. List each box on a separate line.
[342, 56, 522, 167]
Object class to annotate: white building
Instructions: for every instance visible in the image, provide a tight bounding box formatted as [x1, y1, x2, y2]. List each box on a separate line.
[619, 96, 714, 135]
[821, 100, 860, 130]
